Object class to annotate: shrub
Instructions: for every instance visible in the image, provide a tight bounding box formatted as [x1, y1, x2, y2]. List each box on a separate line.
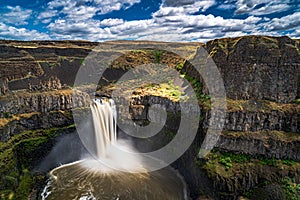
[218, 156, 232, 170]
[282, 177, 300, 200]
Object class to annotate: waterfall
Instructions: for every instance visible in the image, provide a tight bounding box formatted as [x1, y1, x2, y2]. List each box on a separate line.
[87, 98, 145, 172]
[90, 98, 117, 158]
[42, 99, 188, 200]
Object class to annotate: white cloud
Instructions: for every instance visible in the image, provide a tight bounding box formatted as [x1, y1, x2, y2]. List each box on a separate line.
[3, 0, 294, 42]
[47, 9, 264, 42]
[153, 0, 215, 17]
[47, 19, 115, 41]
[38, 10, 58, 19]
[100, 18, 125, 27]
[235, 0, 291, 16]
[37, 10, 58, 24]
[287, 29, 300, 38]
[48, 0, 77, 9]
[93, 0, 141, 14]
[251, 4, 290, 16]
[37, 0, 141, 25]
[0, 22, 50, 40]
[217, 4, 236, 10]
[48, 19, 100, 34]
[45, 1, 98, 21]
[162, 0, 215, 13]
[65, 5, 98, 20]
[46, 0, 140, 16]
[244, 16, 262, 23]
[1, 6, 32, 25]
[263, 12, 300, 31]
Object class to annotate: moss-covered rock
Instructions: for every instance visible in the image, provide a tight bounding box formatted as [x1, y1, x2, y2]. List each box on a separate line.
[0, 125, 75, 200]
[201, 150, 300, 199]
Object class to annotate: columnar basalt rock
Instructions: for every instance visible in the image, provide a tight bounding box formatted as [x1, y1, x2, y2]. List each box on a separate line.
[0, 78, 8, 95]
[0, 111, 73, 142]
[183, 36, 300, 103]
[0, 90, 90, 117]
[28, 76, 63, 92]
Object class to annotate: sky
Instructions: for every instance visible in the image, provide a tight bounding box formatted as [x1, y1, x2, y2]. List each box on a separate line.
[0, 0, 299, 42]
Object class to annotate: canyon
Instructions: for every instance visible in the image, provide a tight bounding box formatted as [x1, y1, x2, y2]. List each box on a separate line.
[0, 36, 299, 199]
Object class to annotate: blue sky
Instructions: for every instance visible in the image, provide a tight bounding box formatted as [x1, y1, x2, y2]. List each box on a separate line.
[0, 0, 299, 42]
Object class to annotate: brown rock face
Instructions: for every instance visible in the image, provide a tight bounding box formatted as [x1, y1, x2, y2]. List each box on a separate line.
[0, 40, 97, 93]
[205, 36, 299, 103]
[28, 76, 63, 92]
[0, 89, 90, 117]
[0, 78, 8, 95]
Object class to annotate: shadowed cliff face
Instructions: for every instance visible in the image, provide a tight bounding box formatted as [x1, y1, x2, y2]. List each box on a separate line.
[0, 40, 200, 94]
[0, 36, 299, 200]
[205, 36, 299, 103]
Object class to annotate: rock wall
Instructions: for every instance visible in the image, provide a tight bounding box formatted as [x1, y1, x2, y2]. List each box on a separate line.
[0, 90, 89, 117]
[126, 94, 299, 199]
[185, 36, 300, 103]
[0, 78, 8, 95]
[222, 110, 298, 133]
[28, 76, 63, 92]
[216, 131, 300, 161]
[0, 111, 73, 142]
[129, 95, 299, 135]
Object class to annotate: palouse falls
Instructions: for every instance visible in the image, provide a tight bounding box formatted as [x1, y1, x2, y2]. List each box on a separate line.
[0, 2, 299, 199]
[41, 99, 187, 200]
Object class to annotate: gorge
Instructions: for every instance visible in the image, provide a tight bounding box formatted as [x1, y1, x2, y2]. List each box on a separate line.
[0, 35, 299, 200]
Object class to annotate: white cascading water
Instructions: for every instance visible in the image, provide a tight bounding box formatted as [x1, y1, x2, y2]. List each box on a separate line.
[41, 98, 187, 200]
[90, 99, 117, 158]
[86, 98, 145, 173]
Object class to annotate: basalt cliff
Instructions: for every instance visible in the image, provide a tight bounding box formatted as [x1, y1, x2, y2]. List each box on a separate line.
[0, 36, 299, 200]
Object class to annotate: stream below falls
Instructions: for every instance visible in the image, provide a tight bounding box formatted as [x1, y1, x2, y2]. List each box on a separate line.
[42, 159, 188, 200]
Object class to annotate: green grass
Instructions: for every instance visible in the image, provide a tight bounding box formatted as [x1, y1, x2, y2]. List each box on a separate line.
[218, 156, 232, 170]
[292, 99, 300, 104]
[0, 125, 75, 199]
[204, 150, 299, 172]
[181, 74, 211, 108]
[245, 178, 300, 200]
[175, 62, 184, 70]
[3, 112, 12, 119]
[152, 50, 163, 63]
[134, 80, 185, 102]
[79, 58, 84, 65]
[282, 177, 300, 200]
[14, 136, 49, 169]
[258, 157, 279, 167]
[14, 169, 33, 200]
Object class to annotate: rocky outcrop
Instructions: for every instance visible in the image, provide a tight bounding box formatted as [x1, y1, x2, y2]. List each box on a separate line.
[0, 78, 8, 95]
[216, 131, 300, 161]
[206, 36, 300, 103]
[183, 36, 300, 103]
[205, 161, 300, 199]
[0, 89, 90, 117]
[223, 110, 298, 132]
[125, 94, 300, 199]
[0, 111, 73, 142]
[28, 76, 63, 92]
[128, 95, 299, 133]
[0, 40, 200, 92]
